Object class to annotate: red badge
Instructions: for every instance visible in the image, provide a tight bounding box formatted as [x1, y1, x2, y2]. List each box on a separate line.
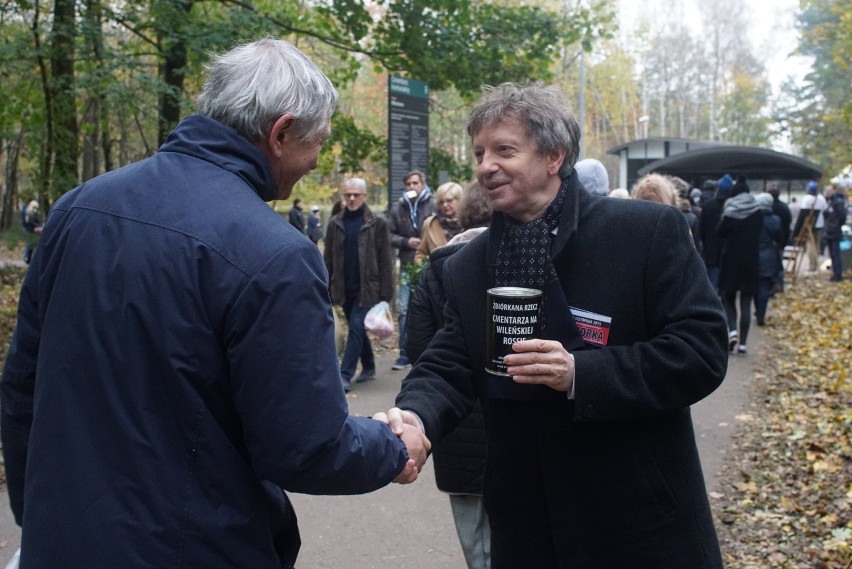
[569, 307, 612, 348]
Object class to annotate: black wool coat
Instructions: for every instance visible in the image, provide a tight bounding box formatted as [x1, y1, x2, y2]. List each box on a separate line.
[717, 210, 763, 295]
[397, 173, 729, 569]
[405, 242, 486, 496]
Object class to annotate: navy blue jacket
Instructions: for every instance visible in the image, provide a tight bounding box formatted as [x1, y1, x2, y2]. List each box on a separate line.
[397, 173, 728, 568]
[1, 115, 408, 568]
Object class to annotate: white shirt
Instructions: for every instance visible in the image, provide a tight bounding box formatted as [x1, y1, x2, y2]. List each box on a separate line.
[800, 193, 828, 229]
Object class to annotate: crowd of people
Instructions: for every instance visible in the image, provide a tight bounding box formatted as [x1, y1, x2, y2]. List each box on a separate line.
[5, 36, 849, 569]
[296, 165, 846, 370]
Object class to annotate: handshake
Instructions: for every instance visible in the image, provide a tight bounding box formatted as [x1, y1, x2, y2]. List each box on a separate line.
[372, 408, 431, 485]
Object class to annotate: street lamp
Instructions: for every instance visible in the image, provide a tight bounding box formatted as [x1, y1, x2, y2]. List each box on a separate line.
[638, 115, 649, 139]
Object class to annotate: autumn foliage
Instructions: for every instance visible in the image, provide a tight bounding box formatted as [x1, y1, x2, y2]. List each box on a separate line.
[713, 274, 851, 568]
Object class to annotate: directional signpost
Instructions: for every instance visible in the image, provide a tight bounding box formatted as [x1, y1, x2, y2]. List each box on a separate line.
[387, 75, 429, 206]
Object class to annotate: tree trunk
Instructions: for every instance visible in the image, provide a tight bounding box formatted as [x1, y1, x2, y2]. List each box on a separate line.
[83, 0, 113, 176]
[31, 2, 52, 209]
[81, 98, 100, 181]
[50, 0, 79, 200]
[156, 0, 194, 146]
[2, 132, 25, 230]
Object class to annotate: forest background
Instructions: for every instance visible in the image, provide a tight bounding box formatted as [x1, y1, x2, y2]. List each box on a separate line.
[0, 0, 848, 224]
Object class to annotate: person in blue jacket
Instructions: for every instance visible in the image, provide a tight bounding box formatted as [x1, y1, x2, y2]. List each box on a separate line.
[0, 38, 427, 569]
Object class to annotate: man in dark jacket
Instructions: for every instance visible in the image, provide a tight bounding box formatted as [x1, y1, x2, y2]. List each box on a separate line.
[288, 197, 307, 234]
[0, 39, 425, 569]
[386, 170, 437, 370]
[700, 174, 733, 289]
[381, 83, 728, 568]
[767, 182, 793, 291]
[324, 178, 394, 391]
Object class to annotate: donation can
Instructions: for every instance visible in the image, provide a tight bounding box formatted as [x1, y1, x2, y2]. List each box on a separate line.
[485, 287, 542, 376]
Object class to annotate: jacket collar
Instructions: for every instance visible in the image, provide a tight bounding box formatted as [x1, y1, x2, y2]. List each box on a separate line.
[158, 115, 278, 202]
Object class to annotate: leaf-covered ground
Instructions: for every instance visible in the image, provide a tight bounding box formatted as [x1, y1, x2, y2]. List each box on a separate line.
[712, 273, 851, 569]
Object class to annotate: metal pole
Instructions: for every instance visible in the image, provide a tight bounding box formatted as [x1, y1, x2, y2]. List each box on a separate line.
[578, 49, 586, 161]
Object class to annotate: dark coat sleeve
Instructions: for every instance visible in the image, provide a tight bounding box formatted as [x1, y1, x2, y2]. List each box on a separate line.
[571, 205, 728, 421]
[386, 204, 410, 251]
[376, 218, 395, 303]
[1, 260, 41, 523]
[396, 246, 482, 444]
[404, 256, 447, 363]
[226, 243, 409, 494]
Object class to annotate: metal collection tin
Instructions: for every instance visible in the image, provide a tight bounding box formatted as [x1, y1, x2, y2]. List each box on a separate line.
[485, 287, 542, 376]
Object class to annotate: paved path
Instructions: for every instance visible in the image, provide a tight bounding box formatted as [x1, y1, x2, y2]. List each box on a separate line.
[0, 330, 763, 568]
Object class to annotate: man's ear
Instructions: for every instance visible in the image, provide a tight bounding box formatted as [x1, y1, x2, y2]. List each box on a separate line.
[547, 150, 568, 177]
[266, 114, 296, 155]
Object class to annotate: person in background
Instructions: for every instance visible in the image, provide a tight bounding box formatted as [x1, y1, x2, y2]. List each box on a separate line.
[679, 196, 701, 250]
[632, 173, 678, 205]
[324, 178, 394, 392]
[700, 175, 732, 290]
[633, 174, 699, 248]
[799, 181, 827, 271]
[788, 196, 800, 236]
[717, 177, 763, 355]
[386, 170, 437, 370]
[406, 181, 493, 569]
[689, 187, 703, 217]
[766, 182, 792, 293]
[608, 188, 629, 199]
[824, 185, 848, 282]
[1, 38, 426, 569]
[307, 205, 323, 245]
[767, 183, 792, 246]
[699, 179, 717, 209]
[21, 200, 43, 265]
[574, 158, 609, 197]
[415, 181, 463, 262]
[288, 197, 306, 234]
[382, 82, 728, 569]
[753, 193, 784, 326]
[667, 175, 691, 200]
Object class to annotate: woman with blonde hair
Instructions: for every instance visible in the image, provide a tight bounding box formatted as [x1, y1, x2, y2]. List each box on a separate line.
[632, 174, 677, 206]
[415, 181, 463, 262]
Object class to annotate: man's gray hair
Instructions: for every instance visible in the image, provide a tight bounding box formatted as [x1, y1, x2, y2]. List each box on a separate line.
[343, 177, 367, 192]
[467, 83, 581, 179]
[197, 38, 338, 143]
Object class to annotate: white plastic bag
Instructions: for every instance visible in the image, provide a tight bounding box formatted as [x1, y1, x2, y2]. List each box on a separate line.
[4, 549, 19, 569]
[364, 301, 394, 341]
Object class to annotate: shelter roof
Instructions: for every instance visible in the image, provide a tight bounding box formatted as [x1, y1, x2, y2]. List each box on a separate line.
[606, 137, 721, 155]
[636, 145, 822, 181]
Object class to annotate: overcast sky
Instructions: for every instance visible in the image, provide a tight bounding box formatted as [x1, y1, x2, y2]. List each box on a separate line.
[615, 0, 812, 90]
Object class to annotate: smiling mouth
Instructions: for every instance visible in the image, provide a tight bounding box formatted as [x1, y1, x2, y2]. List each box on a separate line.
[485, 182, 509, 191]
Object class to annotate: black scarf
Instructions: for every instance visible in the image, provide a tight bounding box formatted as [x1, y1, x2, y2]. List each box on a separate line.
[437, 211, 462, 240]
[495, 178, 570, 290]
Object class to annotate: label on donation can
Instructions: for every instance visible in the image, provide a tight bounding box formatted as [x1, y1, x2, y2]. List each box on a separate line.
[485, 287, 542, 376]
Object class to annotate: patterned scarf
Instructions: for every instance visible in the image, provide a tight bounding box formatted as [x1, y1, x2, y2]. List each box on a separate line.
[495, 178, 571, 289]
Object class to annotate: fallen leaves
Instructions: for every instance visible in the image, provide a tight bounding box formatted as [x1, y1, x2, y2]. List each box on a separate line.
[713, 274, 852, 569]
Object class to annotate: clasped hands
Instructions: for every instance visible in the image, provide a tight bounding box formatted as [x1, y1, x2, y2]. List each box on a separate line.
[374, 339, 573, 484]
[372, 408, 430, 484]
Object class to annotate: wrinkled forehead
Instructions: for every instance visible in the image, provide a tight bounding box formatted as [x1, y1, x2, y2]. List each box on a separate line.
[471, 116, 536, 151]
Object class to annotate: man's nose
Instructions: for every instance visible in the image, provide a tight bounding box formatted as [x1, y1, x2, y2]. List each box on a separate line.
[478, 152, 498, 174]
